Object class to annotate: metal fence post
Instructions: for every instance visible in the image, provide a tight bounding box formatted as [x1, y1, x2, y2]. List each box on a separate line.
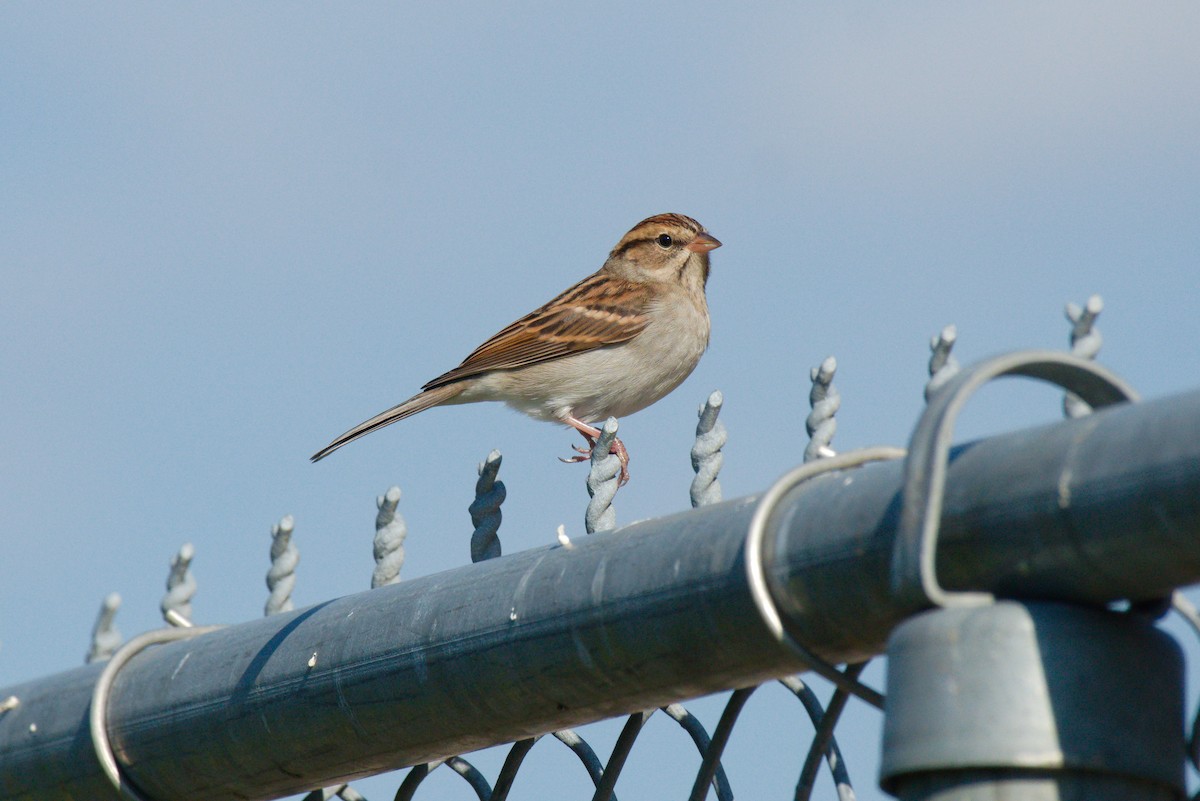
[880, 601, 1184, 800]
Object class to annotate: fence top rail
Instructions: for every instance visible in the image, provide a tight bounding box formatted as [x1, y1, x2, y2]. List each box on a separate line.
[3, 374, 1200, 801]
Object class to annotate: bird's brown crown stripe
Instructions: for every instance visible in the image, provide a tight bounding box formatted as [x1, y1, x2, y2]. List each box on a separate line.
[635, 213, 702, 230]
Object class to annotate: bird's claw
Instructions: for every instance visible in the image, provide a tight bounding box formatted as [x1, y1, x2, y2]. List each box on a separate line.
[560, 436, 630, 486]
[612, 438, 630, 487]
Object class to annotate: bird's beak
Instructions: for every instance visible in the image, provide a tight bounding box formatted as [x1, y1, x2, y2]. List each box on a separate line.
[686, 232, 722, 253]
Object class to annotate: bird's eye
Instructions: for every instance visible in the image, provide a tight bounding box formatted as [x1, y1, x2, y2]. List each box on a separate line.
[656, 233, 674, 249]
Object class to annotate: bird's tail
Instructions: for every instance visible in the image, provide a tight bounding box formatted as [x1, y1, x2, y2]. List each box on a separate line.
[311, 383, 466, 462]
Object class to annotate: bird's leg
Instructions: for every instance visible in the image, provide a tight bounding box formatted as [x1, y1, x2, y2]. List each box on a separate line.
[558, 416, 630, 486]
[562, 417, 602, 458]
[557, 420, 599, 463]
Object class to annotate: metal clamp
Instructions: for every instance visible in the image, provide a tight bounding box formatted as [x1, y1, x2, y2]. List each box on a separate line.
[746, 447, 906, 709]
[892, 350, 1140, 610]
[90, 624, 221, 801]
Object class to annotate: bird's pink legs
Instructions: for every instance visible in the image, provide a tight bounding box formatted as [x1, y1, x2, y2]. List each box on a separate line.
[558, 416, 630, 486]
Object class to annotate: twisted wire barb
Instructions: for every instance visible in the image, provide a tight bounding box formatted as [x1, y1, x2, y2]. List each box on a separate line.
[925, 324, 959, 400]
[1064, 294, 1104, 418]
[690, 391, 726, 507]
[265, 515, 297, 616]
[373, 487, 407, 589]
[402, 453, 507, 801]
[85, 592, 122, 663]
[805, 357, 839, 462]
[282, 504, 369, 801]
[85, 587, 122, 661]
[160, 543, 196, 626]
[470, 450, 505, 562]
[585, 418, 620, 534]
[800, 366, 883, 801]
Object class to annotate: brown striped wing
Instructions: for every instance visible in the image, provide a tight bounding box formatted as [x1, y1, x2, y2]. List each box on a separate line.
[422, 272, 653, 390]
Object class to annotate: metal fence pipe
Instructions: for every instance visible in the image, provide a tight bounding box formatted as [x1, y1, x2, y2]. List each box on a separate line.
[2, 387, 1200, 800]
[761, 384, 1200, 662]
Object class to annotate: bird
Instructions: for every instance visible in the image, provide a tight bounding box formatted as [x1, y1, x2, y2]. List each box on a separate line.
[312, 213, 721, 485]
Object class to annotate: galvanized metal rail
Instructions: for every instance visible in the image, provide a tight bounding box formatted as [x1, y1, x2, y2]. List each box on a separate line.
[3, 375, 1200, 800]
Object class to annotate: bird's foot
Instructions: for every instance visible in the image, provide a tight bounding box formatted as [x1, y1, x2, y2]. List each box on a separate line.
[558, 428, 630, 486]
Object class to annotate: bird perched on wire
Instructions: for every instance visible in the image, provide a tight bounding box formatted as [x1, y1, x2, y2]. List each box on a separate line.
[312, 213, 721, 485]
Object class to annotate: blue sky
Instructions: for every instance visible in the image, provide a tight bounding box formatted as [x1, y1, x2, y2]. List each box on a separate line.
[3, 4, 1199, 799]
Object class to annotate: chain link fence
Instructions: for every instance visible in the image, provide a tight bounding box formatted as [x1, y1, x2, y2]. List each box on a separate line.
[3, 294, 1199, 801]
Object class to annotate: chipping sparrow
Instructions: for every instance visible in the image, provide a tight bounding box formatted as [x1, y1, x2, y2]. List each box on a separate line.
[312, 213, 721, 485]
